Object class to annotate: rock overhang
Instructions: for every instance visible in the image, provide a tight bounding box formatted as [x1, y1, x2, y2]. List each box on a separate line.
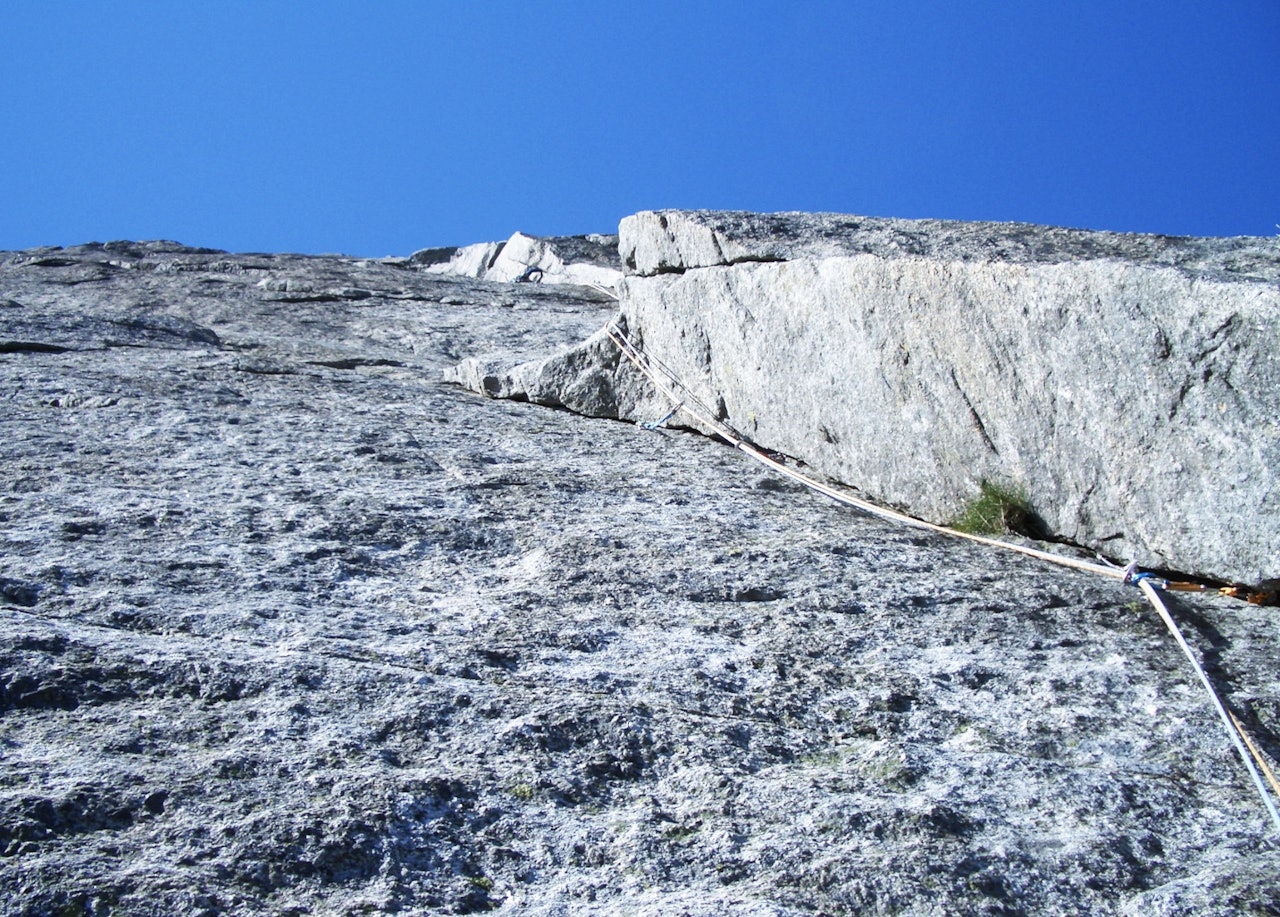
[460, 209, 1280, 586]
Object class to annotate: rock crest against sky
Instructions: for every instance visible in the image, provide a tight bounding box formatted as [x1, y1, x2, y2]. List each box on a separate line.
[1, 3, 1277, 253]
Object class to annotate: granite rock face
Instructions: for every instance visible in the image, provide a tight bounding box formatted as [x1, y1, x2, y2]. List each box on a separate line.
[473, 210, 1280, 585]
[2, 238, 1278, 916]
[412, 231, 623, 290]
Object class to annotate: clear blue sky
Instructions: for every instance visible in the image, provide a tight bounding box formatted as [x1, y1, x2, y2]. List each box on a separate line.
[2, 1, 1277, 256]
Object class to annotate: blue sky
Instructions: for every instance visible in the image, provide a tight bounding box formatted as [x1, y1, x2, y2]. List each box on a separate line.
[2, 2, 1277, 255]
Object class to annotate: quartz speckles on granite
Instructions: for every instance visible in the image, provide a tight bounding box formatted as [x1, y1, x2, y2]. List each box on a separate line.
[1, 239, 1277, 915]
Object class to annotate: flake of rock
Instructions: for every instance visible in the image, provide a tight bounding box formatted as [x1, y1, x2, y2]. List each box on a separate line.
[468, 209, 1280, 585]
[1, 237, 1277, 916]
[416, 230, 623, 290]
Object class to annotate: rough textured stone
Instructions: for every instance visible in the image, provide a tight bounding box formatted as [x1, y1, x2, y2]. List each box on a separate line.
[444, 320, 637, 419]
[2, 238, 1278, 915]
[619, 209, 1280, 282]
[476, 210, 1280, 585]
[414, 231, 622, 289]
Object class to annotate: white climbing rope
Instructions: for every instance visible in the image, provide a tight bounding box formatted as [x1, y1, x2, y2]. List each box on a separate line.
[606, 320, 1280, 834]
[1136, 579, 1280, 832]
[606, 323, 1124, 575]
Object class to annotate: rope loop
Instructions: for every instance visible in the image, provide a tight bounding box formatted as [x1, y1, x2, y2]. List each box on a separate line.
[1123, 563, 1167, 591]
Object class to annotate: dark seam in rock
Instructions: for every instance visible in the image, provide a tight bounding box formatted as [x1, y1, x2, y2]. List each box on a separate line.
[0, 341, 72, 354]
[950, 369, 999, 456]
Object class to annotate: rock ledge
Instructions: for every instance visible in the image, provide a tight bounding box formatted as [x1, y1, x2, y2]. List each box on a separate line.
[457, 210, 1280, 585]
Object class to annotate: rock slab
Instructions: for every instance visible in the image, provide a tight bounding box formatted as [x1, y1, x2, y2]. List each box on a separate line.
[2, 237, 1278, 915]
[470, 210, 1280, 585]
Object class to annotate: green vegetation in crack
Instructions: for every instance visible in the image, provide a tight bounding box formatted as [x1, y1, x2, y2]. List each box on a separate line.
[951, 481, 1043, 537]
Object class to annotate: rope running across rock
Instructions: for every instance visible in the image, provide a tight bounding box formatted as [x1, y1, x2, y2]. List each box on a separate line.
[605, 320, 1280, 836]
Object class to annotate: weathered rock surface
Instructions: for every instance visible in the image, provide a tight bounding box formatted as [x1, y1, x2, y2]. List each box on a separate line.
[468, 210, 1280, 586]
[413, 232, 623, 290]
[618, 210, 1280, 282]
[2, 238, 1278, 916]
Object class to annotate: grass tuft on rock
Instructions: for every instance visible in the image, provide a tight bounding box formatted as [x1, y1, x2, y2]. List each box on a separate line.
[952, 481, 1040, 537]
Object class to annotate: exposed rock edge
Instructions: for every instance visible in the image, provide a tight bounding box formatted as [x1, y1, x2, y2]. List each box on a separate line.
[449, 209, 1280, 585]
[413, 230, 623, 290]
